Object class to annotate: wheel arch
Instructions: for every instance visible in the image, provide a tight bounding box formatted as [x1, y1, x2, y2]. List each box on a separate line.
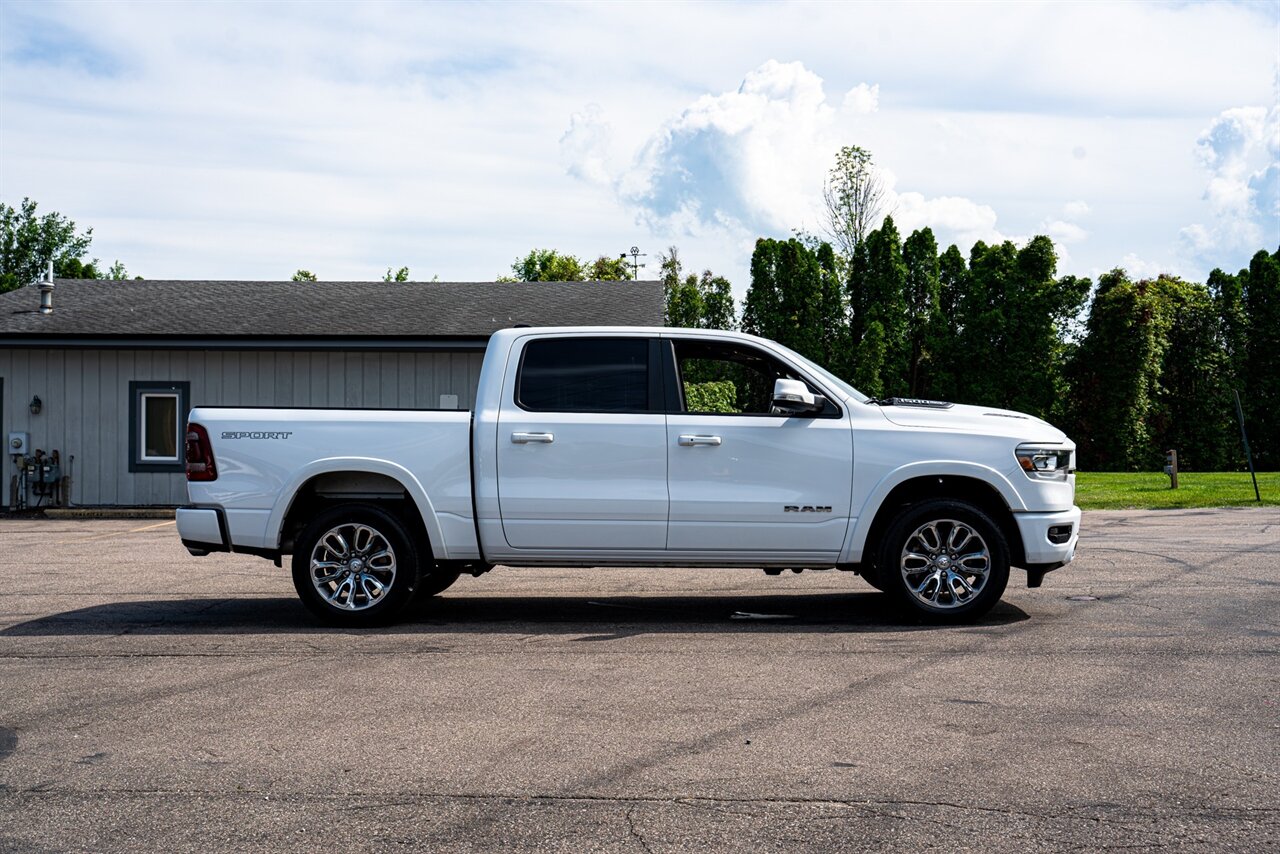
[845, 465, 1025, 568]
[269, 459, 445, 558]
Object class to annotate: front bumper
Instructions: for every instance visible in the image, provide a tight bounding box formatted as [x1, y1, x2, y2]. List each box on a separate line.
[1014, 505, 1081, 568]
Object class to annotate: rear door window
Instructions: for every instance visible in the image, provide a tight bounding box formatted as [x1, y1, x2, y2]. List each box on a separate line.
[517, 337, 649, 413]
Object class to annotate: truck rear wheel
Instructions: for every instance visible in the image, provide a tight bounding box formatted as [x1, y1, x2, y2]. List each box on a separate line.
[292, 504, 422, 627]
[876, 499, 1009, 622]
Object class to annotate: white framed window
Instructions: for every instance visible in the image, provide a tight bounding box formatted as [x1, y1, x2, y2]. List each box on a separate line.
[129, 381, 190, 473]
[140, 393, 181, 461]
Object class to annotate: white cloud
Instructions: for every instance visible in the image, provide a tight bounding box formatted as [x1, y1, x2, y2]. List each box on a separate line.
[1181, 105, 1280, 257]
[609, 60, 838, 235]
[890, 190, 1006, 250]
[1062, 200, 1091, 220]
[842, 83, 879, 114]
[1043, 220, 1088, 244]
[560, 104, 612, 185]
[1118, 252, 1174, 280]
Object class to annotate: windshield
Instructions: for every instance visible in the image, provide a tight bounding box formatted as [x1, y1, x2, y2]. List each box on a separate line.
[771, 343, 870, 403]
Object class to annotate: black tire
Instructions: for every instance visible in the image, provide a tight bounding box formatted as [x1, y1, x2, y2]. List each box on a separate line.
[858, 564, 887, 592]
[292, 504, 422, 627]
[876, 499, 1010, 623]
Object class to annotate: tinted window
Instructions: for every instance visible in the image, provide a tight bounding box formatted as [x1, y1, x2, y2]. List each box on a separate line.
[518, 338, 649, 412]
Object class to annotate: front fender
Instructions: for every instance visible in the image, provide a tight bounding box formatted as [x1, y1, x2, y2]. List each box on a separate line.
[841, 460, 1025, 563]
[267, 457, 450, 559]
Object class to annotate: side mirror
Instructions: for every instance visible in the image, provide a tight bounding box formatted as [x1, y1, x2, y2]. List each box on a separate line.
[772, 378, 824, 415]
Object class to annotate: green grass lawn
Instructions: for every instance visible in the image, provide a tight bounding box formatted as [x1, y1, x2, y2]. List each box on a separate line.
[1075, 471, 1278, 510]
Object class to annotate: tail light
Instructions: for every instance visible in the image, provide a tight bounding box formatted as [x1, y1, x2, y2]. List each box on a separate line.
[185, 422, 217, 481]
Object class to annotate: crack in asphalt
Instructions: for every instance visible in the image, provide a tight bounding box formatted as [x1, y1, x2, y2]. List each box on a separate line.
[624, 805, 655, 853]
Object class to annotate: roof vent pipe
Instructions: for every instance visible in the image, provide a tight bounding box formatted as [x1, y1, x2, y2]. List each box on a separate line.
[39, 260, 54, 314]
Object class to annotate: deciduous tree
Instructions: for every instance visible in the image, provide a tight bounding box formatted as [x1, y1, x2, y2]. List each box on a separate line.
[822, 146, 888, 263]
[0, 198, 96, 292]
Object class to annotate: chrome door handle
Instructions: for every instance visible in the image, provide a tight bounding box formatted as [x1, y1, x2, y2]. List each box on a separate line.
[678, 434, 722, 446]
[511, 432, 554, 444]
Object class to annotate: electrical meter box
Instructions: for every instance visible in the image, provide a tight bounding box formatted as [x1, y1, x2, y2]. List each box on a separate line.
[7, 432, 29, 455]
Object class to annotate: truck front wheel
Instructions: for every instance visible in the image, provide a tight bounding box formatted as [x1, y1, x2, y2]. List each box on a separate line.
[877, 499, 1010, 622]
[292, 504, 422, 627]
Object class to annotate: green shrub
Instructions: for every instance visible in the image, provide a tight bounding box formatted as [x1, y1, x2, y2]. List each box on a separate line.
[684, 380, 739, 413]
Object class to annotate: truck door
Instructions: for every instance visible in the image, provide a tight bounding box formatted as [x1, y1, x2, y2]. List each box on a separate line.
[496, 336, 669, 551]
[664, 338, 853, 558]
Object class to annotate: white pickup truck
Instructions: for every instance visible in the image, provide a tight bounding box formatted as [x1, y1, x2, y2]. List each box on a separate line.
[177, 326, 1080, 625]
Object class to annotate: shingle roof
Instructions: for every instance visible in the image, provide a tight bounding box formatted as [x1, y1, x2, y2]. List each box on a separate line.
[0, 279, 664, 340]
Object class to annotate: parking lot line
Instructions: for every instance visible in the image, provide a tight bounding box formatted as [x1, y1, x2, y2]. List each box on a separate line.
[56, 519, 176, 545]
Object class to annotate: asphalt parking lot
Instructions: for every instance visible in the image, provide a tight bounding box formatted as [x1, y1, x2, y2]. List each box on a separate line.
[0, 508, 1277, 853]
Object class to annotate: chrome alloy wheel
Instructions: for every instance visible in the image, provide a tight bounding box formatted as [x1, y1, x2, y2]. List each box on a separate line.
[309, 523, 398, 611]
[899, 519, 991, 610]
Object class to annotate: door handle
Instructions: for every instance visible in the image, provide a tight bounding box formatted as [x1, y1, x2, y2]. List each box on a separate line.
[511, 432, 554, 444]
[678, 434, 722, 446]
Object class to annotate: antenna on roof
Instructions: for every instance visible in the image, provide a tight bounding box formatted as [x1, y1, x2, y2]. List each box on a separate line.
[39, 260, 55, 315]
[620, 246, 646, 280]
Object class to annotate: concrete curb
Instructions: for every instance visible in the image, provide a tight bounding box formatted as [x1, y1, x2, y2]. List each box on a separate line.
[42, 508, 177, 520]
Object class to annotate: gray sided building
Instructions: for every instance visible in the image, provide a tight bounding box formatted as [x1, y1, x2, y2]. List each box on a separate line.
[0, 278, 663, 508]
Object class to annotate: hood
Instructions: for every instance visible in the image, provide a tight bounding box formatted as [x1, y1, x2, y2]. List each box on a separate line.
[874, 399, 1069, 443]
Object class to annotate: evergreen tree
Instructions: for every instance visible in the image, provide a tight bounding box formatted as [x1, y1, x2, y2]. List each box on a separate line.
[815, 242, 851, 376]
[902, 227, 940, 396]
[743, 238, 824, 363]
[847, 216, 908, 395]
[1242, 249, 1280, 467]
[927, 244, 968, 400]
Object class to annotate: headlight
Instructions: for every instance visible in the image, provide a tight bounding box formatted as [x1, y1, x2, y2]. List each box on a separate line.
[1015, 445, 1074, 480]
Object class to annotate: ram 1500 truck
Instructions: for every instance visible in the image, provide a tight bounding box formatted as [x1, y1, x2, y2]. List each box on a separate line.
[177, 326, 1080, 626]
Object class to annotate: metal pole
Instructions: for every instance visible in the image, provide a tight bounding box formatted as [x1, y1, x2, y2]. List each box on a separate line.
[1233, 389, 1261, 502]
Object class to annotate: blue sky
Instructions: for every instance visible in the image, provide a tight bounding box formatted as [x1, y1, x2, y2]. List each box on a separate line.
[1, 0, 1276, 295]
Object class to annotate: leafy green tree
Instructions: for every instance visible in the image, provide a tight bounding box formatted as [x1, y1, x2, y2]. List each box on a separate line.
[1066, 271, 1237, 470]
[0, 198, 96, 292]
[660, 246, 735, 330]
[926, 244, 968, 400]
[743, 238, 823, 363]
[847, 216, 909, 395]
[383, 266, 409, 282]
[1242, 249, 1280, 467]
[585, 255, 632, 281]
[743, 239, 783, 343]
[815, 242, 851, 375]
[291, 269, 318, 282]
[1153, 277, 1236, 471]
[852, 320, 887, 398]
[1066, 270, 1163, 470]
[1207, 265, 1247, 400]
[58, 257, 102, 280]
[509, 249, 586, 282]
[902, 227, 941, 396]
[953, 237, 1088, 420]
[107, 260, 130, 280]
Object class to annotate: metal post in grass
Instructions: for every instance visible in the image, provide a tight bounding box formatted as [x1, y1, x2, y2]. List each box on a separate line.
[1233, 389, 1261, 503]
